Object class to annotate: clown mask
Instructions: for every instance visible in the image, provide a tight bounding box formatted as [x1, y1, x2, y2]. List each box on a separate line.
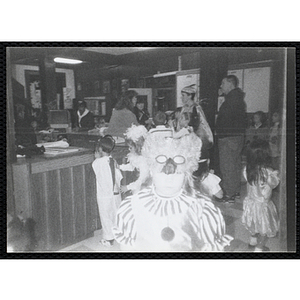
[142, 132, 202, 196]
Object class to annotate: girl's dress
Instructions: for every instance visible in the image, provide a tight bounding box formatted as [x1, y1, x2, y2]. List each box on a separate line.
[242, 167, 279, 237]
[113, 187, 233, 251]
[92, 156, 123, 241]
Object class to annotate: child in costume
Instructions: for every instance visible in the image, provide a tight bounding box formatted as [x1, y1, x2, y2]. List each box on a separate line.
[113, 132, 232, 251]
[92, 135, 123, 247]
[242, 139, 280, 252]
[148, 111, 173, 138]
[119, 124, 149, 196]
[173, 111, 194, 139]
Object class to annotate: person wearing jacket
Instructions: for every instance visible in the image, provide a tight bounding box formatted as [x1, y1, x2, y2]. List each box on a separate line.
[75, 100, 95, 131]
[215, 75, 247, 203]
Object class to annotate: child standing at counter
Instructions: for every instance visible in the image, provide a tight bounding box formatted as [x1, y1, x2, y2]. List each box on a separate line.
[92, 135, 123, 247]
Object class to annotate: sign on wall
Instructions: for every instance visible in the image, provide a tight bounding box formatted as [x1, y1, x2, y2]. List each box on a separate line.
[228, 67, 270, 113]
[29, 81, 42, 109]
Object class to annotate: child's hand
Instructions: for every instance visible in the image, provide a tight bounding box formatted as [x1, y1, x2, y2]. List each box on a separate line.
[94, 152, 101, 159]
[120, 185, 128, 193]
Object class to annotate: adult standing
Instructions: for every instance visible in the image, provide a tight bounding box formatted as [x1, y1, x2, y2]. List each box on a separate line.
[179, 84, 213, 159]
[106, 91, 139, 138]
[74, 100, 94, 131]
[215, 75, 247, 203]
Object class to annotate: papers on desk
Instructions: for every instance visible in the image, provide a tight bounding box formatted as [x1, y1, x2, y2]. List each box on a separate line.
[36, 140, 69, 148]
[37, 141, 79, 156]
[43, 147, 80, 156]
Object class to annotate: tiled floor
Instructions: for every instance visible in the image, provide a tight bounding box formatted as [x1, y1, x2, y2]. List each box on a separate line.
[59, 182, 281, 253]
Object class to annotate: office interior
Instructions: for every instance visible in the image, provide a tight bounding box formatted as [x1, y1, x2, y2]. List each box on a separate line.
[6, 46, 296, 253]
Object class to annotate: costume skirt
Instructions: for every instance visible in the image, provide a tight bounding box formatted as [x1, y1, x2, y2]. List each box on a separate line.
[242, 197, 279, 237]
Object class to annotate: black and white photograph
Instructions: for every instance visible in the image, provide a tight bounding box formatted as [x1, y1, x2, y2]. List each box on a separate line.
[1, 0, 300, 297]
[6, 45, 296, 255]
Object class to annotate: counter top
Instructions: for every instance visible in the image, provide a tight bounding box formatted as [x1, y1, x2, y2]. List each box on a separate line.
[67, 131, 126, 146]
[14, 147, 93, 165]
[14, 147, 95, 175]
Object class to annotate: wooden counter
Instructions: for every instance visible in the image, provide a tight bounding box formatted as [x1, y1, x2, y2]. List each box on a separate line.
[67, 131, 129, 164]
[12, 148, 100, 251]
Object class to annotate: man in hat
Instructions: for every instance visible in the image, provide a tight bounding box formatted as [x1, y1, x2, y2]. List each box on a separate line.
[215, 75, 247, 203]
[75, 100, 95, 131]
[179, 84, 213, 159]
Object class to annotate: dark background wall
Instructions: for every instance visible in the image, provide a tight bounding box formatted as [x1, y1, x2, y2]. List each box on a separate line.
[74, 47, 286, 125]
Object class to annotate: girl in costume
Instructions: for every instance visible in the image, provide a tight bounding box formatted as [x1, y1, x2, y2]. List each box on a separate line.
[242, 139, 280, 252]
[119, 124, 150, 196]
[92, 135, 123, 247]
[113, 132, 232, 251]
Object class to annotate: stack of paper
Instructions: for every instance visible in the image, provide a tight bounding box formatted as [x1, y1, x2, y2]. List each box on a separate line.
[44, 147, 79, 156]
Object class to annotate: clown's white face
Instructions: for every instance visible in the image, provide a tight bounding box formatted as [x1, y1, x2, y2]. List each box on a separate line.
[153, 172, 185, 197]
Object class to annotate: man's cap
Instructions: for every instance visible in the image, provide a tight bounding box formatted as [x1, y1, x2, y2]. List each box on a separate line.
[181, 84, 197, 94]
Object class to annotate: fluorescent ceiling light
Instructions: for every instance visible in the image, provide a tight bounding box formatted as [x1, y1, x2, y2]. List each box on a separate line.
[153, 71, 177, 78]
[54, 57, 83, 64]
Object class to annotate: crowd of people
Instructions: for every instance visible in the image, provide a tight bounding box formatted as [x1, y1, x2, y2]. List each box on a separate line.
[11, 73, 283, 252]
[92, 75, 282, 252]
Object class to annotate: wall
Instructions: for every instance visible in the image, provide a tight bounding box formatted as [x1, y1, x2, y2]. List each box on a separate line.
[12, 64, 75, 101]
[73, 48, 286, 125]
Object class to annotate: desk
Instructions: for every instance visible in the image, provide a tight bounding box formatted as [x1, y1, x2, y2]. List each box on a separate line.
[12, 148, 100, 251]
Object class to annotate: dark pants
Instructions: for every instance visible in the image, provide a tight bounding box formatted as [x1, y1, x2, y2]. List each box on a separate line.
[218, 135, 244, 197]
